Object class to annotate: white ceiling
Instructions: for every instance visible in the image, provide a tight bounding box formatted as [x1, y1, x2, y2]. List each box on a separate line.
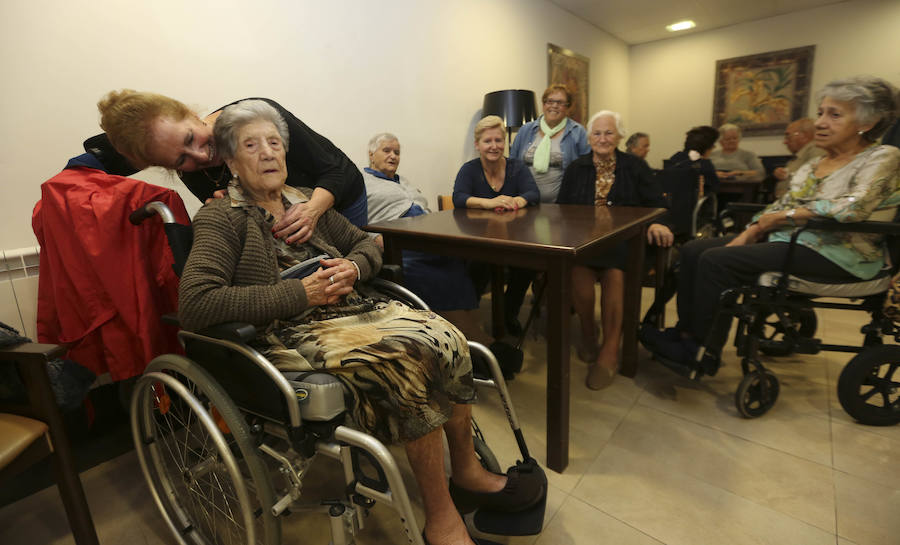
[549, 0, 849, 45]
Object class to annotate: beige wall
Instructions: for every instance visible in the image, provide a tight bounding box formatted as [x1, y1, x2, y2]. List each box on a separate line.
[628, 0, 900, 169]
[0, 0, 628, 251]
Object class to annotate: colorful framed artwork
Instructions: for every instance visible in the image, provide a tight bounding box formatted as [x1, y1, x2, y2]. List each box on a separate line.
[547, 43, 589, 126]
[712, 46, 815, 136]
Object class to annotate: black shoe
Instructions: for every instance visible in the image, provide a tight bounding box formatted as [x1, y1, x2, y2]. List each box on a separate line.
[449, 464, 545, 514]
[639, 324, 681, 352]
[504, 316, 523, 338]
[489, 341, 523, 379]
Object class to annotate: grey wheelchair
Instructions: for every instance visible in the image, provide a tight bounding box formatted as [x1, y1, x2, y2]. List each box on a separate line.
[128, 202, 547, 545]
[645, 203, 900, 420]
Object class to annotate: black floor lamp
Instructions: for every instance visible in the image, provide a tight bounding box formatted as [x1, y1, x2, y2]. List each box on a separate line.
[482, 90, 537, 148]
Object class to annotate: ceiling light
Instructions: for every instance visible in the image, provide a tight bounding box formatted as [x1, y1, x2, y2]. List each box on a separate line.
[666, 20, 696, 32]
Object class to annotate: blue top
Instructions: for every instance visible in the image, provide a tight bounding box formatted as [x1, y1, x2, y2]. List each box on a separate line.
[509, 116, 590, 168]
[452, 158, 540, 209]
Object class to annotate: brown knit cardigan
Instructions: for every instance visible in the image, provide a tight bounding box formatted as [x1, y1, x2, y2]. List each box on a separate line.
[178, 192, 382, 331]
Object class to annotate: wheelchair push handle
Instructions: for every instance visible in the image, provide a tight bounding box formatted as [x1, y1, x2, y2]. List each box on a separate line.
[130, 201, 177, 225]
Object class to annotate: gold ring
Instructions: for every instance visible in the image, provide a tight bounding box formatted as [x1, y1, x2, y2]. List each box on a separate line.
[329, 275, 335, 284]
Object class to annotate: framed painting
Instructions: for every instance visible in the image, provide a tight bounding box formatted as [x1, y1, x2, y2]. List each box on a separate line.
[712, 46, 815, 136]
[547, 43, 589, 125]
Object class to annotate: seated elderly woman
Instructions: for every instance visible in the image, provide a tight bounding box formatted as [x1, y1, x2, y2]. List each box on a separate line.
[665, 125, 720, 194]
[710, 123, 765, 182]
[179, 100, 541, 545]
[508, 84, 589, 204]
[453, 116, 540, 337]
[557, 111, 674, 390]
[363, 132, 523, 376]
[642, 76, 900, 374]
[625, 132, 651, 161]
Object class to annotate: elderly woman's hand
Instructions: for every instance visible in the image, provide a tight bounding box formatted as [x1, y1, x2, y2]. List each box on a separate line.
[647, 224, 674, 247]
[726, 223, 763, 247]
[320, 257, 358, 303]
[274, 201, 324, 244]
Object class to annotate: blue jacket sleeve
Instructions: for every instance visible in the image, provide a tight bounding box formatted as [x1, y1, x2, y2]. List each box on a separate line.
[452, 161, 478, 208]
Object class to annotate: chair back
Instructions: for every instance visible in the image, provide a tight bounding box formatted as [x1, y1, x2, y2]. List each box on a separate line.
[657, 165, 702, 238]
[437, 195, 454, 211]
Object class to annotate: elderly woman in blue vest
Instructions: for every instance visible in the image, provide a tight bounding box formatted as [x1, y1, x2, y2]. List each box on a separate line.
[509, 84, 590, 204]
[558, 110, 674, 390]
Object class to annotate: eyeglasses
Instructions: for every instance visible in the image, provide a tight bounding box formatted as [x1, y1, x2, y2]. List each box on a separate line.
[543, 99, 569, 106]
[784, 131, 801, 138]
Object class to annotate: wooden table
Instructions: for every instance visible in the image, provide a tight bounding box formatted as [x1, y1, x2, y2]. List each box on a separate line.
[367, 204, 665, 472]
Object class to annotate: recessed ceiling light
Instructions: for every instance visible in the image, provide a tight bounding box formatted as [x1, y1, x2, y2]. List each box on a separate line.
[666, 20, 696, 32]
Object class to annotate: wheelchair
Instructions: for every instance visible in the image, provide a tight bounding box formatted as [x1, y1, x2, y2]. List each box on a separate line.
[127, 202, 547, 545]
[646, 203, 900, 420]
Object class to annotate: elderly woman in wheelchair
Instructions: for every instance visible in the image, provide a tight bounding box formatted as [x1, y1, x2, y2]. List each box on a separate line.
[133, 99, 543, 545]
[641, 76, 900, 416]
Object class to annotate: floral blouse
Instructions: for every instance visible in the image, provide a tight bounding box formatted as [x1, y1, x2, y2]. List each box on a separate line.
[593, 155, 616, 205]
[753, 145, 900, 279]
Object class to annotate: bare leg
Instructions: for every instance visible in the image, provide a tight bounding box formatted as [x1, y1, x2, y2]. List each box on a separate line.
[405, 429, 474, 545]
[597, 268, 624, 371]
[443, 403, 506, 492]
[572, 265, 599, 353]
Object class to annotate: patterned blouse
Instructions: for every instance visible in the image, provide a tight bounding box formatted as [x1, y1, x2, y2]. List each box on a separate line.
[753, 145, 900, 279]
[593, 154, 616, 206]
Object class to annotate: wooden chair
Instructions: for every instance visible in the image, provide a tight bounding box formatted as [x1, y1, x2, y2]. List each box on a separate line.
[0, 343, 99, 545]
[437, 195, 454, 211]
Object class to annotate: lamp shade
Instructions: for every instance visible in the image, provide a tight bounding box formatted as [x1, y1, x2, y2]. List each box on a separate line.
[482, 90, 537, 129]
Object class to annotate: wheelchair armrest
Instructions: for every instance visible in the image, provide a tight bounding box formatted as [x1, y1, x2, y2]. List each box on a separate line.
[804, 217, 900, 235]
[196, 322, 257, 343]
[723, 202, 767, 214]
[377, 264, 403, 283]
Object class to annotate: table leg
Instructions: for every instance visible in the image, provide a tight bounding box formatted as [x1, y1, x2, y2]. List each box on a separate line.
[545, 261, 570, 472]
[621, 228, 647, 378]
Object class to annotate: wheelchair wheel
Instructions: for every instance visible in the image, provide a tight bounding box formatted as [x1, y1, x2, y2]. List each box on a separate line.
[837, 346, 900, 426]
[759, 308, 817, 357]
[735, 369, 780, 418]
[131, 354, 280, 545]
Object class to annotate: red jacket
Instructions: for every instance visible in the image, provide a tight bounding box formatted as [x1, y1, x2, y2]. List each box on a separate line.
[32, 166, 190, 380]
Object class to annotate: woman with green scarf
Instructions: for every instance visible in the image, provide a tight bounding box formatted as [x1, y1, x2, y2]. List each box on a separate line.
[509, 84, 590, 203]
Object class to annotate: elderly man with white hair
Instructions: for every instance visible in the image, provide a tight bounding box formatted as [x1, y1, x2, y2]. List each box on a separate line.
[773, 118, 825, 197]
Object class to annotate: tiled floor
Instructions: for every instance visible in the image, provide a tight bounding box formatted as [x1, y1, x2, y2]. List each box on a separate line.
[2, 288, 898, 545]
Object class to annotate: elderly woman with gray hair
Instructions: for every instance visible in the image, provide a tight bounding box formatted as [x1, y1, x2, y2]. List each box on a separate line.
[557, 110, 674, 389]
[642, 76, 900, 376]
[710, 123, 765, 182]
[180, 101, 541, 545]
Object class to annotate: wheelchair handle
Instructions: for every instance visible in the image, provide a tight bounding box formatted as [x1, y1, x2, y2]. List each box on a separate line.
[130, 201, 177, 225]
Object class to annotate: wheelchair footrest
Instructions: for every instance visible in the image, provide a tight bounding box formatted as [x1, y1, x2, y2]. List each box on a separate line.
[469, 459, 547, 537]
[471, 491, 547, 536]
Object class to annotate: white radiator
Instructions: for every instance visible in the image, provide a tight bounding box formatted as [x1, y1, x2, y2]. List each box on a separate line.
[1, 246, 40, 339]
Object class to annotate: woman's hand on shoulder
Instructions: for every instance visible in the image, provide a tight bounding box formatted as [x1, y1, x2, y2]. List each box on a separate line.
[274, 201, 323, 245]
[647, 224, 674, 247]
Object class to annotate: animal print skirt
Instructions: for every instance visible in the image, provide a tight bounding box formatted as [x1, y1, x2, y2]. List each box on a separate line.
[253, 297, 475, 444]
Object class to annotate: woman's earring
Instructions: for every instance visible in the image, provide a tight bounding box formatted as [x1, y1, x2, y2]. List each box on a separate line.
[858, 130, 864, 135]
